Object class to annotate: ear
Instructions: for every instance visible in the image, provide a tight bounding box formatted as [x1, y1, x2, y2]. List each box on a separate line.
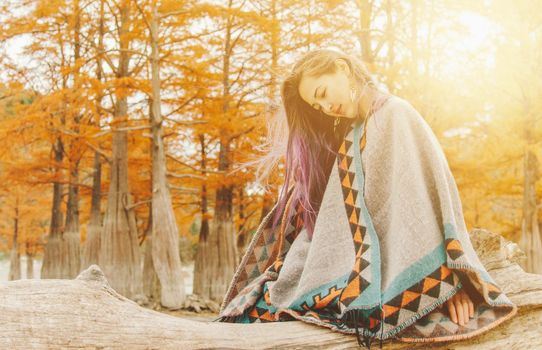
[335, 58, 351, 76]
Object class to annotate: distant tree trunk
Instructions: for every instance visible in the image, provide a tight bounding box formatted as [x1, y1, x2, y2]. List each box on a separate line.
[423, 0, 435, 79]
[236, 188, 248, 261]
[64, 160, 81, 278]
[148, 2, 185, 308]
[410, 0, 420, 75]
[205, 0, 239, 301]
[62, 0, 82, 279]
[81, 0, 105, 272]
[357, 0, 374, 65]
[8, 199, 21, 281]
[82, 151, 103, 269]
[143, 100, 160, 303]
[207, 135, 237, 302]
[385, 0, 397, 88]
[98, 1, 143, 300]
[519, 115, 542, 273]
[143, 213, 161, 303]
[41, 135, 64, 279]
[193, 134, 210, 297]
[26, 257, 34, 279]
[25, 241, 35, 279]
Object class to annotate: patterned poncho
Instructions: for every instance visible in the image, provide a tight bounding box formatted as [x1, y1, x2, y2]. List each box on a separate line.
[215, 95, 517, 348]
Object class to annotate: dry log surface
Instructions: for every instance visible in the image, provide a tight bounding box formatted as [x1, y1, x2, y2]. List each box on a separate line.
[1, 229, 541, 349]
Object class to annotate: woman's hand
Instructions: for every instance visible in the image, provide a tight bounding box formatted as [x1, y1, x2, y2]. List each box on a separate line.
[437, 289, 475, 326]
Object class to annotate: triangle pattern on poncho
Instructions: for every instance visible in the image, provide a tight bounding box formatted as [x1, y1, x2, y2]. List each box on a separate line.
[216, 95, 517, 347]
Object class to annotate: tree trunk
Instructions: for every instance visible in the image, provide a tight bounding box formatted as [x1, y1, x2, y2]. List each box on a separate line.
[26, 254, 34, 279]
[8, 200, 20, 281]
[99, 1, 143, 300]
[63, 160, 81, 279]
[61, 0, 82, 280]
[358, 0, 374, 65]
[82, 151, 103, 269]
[193, 135, 211, 297]
[519, 139, 542, 273]
[40, 136, 64, 279]
[208, 147, 237, 301]
[197, 0, 238, 302]
[149, 2, 185, 308]
[143, 222, 161, 303]
[235, 187, 247, 262]
[142, 99, 160, 304]
[1, 230, 540, 349]
[81, 0, 105, 272]
[410, 0, 420, 75]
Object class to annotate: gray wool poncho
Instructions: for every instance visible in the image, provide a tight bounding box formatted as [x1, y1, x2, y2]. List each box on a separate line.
[215, 95, 517, 348]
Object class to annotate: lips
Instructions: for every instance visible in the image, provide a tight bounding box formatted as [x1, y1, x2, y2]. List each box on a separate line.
[334, 104, 342, 114]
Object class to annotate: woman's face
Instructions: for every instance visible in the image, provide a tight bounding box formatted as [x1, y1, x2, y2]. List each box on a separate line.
[298, 59, 356, 119]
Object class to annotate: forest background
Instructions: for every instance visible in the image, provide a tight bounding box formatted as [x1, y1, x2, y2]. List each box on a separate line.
[0, 0, 540, 313]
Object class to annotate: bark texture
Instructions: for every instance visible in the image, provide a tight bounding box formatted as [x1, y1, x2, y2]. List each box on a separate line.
[81, 0, 105, 273]
[1, 229, 541, 349]
[193, 134, 210, 297]
[8, 200, 20, 281]
[148, 1, 185, 308]
[98, 1, 143, 300]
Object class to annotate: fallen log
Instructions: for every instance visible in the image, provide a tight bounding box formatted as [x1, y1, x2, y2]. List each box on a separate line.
[1, 229, 541, 349]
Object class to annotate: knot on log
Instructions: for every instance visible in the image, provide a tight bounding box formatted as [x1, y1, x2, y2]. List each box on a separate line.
[75, 264, 110, 286]
[75, 264, 145, 305]
[470, 229, 526, 269]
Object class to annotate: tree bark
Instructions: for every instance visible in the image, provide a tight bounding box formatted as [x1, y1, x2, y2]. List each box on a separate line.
[142, 99, 160, 304]
[193, 134, 211, 297]
[62, 0, 83, 280]
[357, 0, 374, 65]
[98, 1, 143, 300]
[8, 198, 20, 281]
[148, 1, 185, 308]
[40, 135, 64, 279]
[25, 253, 34, 279]
[196, 0, 238, 302]
[81, 0, 105, 272]
[519, 124, 542, 273]
[1, 229, 540, 349]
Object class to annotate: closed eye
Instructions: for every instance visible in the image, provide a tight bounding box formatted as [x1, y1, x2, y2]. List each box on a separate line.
[312, 87, 326, 110]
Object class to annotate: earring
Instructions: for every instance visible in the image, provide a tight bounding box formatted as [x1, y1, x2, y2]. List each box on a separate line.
[350, 86, 356, 103]
[333, 116, 340, 132]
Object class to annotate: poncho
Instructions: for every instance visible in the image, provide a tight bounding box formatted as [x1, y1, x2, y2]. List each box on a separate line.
[215, 95, 518, 348]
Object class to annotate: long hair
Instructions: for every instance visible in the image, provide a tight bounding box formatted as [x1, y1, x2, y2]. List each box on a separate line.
[230, 48, 389, 240]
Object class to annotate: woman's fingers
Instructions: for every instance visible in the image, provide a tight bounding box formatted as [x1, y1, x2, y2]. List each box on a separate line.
[447, 300, 458, 324]
[454, 297, 464, 325]
[460, 292, 470, 324]
[444, 289, 476, 325]
[468, 297, 474, 318]
[459, 290, 475, 319]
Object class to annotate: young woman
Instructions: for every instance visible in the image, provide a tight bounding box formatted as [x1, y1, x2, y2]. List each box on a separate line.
[294, 51, 476, 320]
[216, 49, 517, 348]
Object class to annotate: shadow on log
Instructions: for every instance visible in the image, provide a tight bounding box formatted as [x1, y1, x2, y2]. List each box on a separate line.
[1, 229, 541, 349]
